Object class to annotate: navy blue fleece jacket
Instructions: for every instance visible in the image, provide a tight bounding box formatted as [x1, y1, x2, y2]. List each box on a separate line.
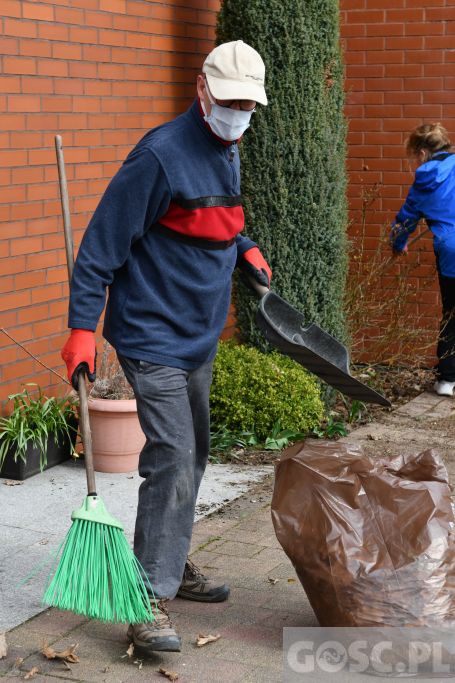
[68, 99, 256, 369]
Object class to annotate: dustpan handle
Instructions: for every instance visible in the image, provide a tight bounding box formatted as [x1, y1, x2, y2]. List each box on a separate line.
[55, 134, 97, 497]
[247, 276, 269, 299]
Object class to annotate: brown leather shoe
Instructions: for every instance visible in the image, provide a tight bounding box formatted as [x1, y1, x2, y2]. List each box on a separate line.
[177, 558, 230, 603]
[127, 599, 181, 653]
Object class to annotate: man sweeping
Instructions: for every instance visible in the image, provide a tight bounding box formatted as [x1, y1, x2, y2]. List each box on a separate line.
[61, 40, 271, 653]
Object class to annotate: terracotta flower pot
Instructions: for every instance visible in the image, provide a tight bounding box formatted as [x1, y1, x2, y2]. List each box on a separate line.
[88, 397, 145, 473]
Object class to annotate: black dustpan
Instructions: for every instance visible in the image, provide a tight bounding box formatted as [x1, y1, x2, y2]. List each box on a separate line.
[251, 283, 390, 407]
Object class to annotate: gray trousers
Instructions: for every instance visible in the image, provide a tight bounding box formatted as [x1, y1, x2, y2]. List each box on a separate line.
[118, 355, 213, 599]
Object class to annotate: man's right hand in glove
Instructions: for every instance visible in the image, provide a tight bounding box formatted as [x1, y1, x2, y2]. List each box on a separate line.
[61, 329, 96, 390]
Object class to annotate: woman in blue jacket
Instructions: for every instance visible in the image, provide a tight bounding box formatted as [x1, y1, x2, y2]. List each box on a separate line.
[390, 123, 455, 396]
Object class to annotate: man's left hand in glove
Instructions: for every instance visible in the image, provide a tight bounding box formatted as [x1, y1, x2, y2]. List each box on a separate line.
[238, 246, 272, 287]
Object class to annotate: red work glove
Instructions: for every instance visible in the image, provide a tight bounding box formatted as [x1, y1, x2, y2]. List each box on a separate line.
[239, 247, 272, 287]
[61, 329, 97, 390]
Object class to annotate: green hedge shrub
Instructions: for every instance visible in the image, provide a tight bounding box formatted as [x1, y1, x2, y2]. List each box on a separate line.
[217, 0, 348, 351]
[210, 341, 324, 441]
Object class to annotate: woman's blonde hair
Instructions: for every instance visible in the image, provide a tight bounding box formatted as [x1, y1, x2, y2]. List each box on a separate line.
[406, 122, 451, 157]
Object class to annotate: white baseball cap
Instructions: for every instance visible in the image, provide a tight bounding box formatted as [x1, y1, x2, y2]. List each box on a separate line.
[203, 40, 267, 106]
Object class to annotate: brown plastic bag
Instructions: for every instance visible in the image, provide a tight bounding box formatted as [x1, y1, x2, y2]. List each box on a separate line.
[271, 440, 455, 627]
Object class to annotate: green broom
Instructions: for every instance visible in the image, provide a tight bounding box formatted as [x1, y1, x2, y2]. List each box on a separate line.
[43, 135, 155, 624]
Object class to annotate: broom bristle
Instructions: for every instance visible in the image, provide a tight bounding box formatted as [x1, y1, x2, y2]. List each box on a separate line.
[43, 518, 155, 624]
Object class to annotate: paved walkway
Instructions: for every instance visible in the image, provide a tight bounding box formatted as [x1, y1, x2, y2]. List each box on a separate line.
[2, 476, 308, 682]
[340, 390, 455, 481]
[1, 391, 454, 682]
[0, 463, 271, 632]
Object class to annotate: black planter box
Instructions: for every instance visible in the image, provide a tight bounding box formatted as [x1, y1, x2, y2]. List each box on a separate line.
[1, 426, 78, 481]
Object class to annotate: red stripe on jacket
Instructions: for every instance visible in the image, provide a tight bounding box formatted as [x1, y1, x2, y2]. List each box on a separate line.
[159, 201, 245, 241]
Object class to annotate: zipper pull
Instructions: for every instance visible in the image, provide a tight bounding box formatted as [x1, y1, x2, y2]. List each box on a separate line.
[229, 145, 235, 162]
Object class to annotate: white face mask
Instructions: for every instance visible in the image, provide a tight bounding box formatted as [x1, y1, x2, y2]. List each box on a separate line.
[201, 86, 255, 142]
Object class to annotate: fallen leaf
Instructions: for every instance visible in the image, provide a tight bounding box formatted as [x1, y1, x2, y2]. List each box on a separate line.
[268, 577, 279, 585]
[159, 666, 179, 681]
[14, 657, 24, 668]
[0, 632, 7, 659]
[24, 667, 39, 680]
[287, 578, 296, 583]
[367, 433, 380, 441]
[101, 666, 110, 673]
[120, 641, 135, 660]
[41, 641, 79, 663]
[196, 633, 221, 647]
[134, 659, 143, 670]
[3, 479, 23, 486]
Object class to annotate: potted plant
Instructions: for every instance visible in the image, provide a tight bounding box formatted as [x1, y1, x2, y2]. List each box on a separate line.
[87, 341, 145, 473]
[0, 384, 78, 481]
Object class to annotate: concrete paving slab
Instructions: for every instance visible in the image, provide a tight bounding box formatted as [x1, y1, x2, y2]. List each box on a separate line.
[0, 461, 271, 632]
[343, 423, 447, 450]
[339, 392, 455, 483]
[394, 391, 454, 418]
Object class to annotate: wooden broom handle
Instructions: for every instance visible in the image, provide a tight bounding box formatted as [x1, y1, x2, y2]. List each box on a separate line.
[55, 134, 97, 497]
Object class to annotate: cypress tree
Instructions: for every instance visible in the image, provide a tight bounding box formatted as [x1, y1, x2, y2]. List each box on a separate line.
[217, 0, 348, 348]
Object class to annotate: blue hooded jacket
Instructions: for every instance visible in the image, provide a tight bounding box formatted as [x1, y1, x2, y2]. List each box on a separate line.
[390, 152, 455, 277]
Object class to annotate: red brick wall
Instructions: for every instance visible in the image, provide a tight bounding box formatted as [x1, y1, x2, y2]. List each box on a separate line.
[341, 0, 455, 362]
[0, 0, 219, 403]
[2, 2, 452, 405]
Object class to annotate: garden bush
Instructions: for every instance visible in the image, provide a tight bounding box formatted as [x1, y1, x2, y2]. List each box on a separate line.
[210, 341, 324, 441]
[217, 0, 348, 350]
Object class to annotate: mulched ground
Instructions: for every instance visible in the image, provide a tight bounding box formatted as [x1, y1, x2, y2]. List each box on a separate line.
[217, 364, 436, 466]
[344, 363, 436, 416]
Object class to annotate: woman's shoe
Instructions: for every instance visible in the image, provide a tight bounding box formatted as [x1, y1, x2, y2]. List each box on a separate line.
[434, 380, 455, 397]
